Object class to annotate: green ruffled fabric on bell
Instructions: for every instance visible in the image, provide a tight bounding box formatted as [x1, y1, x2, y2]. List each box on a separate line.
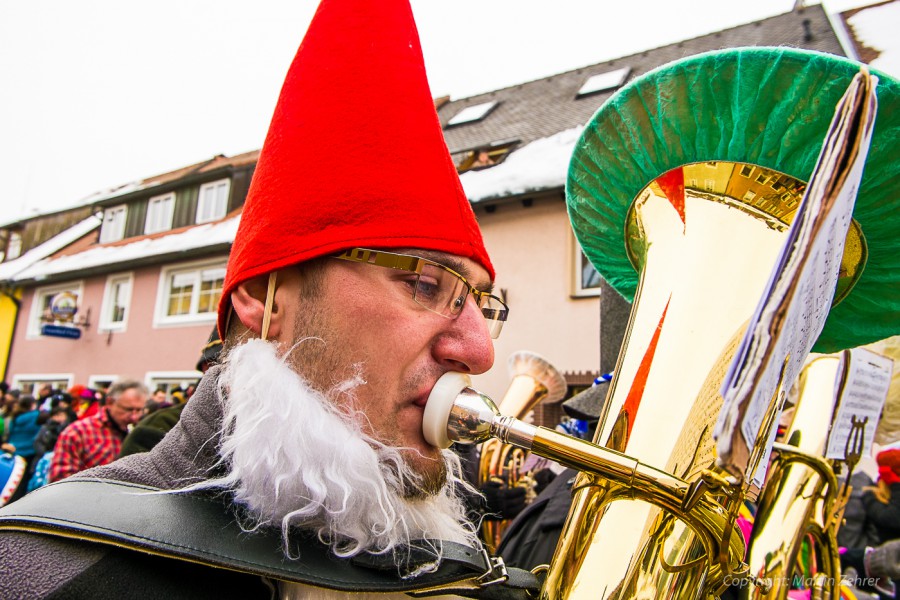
[567, 47, 900, 353]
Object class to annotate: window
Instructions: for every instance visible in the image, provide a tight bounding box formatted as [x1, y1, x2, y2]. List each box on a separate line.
[145, 193, 175, 234]
[577, 67, 631, 97]
[454, 141, 518, 173]
[572, 235, 602, 298]
[196, 179, 231, 224]
[743, 190, 757, 202]
[88, 376, 117, 394]
[28, 281, 84, 337]
[155, 260, 226, 326]
[99, 204, 127, 243]
[99, 273, 133, 331]
[740, 165, 754, 177]
[11, 374, 74, 395]
[146, 372, 202, 399]
[6, 231, 22, 260]
[446, 101, 498, 127]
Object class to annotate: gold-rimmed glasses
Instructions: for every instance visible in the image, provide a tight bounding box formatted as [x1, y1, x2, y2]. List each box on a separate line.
[333, 248, 509, 339]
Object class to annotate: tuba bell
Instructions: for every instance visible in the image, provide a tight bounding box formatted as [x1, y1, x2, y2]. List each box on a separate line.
[550, 48, 898, 600]
[426, 47, 900, 600]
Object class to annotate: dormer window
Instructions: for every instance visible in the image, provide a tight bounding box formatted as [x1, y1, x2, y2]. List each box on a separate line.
[454, 141, 518, 173]
[145, 192, 175, 234]
[196, 179, 230, 224]
[99, 204, 127, 244]
[446, 101, 498, 127]
[577, 67, 631, 97]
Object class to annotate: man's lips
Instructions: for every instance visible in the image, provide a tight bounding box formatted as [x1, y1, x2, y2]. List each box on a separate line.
[412, 392, 429, 408]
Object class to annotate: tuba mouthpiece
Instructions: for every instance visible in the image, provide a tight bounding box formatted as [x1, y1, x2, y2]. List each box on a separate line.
[423, 372, 538, 449]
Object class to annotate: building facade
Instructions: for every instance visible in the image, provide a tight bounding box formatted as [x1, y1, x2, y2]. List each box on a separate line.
[4, 153, 256, 397]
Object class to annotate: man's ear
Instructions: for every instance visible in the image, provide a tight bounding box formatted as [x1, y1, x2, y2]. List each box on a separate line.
[231, 274, 283, 338]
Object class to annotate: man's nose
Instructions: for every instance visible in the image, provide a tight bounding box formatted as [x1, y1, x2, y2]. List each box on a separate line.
[433, 295, 494, 374]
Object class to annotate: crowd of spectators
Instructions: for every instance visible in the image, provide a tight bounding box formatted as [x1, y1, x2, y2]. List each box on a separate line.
[0, 379, 195, 504]
[839, 443, 900, 599]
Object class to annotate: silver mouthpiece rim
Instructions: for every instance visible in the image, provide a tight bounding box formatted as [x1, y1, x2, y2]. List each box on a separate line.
[423, 372, 472, 448]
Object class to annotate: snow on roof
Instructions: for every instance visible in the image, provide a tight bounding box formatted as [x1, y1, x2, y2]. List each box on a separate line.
[848, 2, 900, 78]
[460, 126, 583, 203]
[0, 216, 101, 282]
[79, 180, 162, 205]
[13, 215, 240, 283]
[65, 152, 261, 210]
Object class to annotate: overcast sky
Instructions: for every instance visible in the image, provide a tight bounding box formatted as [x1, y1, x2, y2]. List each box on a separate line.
[0, 0, 880, 226]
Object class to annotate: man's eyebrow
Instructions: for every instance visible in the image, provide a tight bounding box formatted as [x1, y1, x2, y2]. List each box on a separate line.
[412, 250, 494, 293]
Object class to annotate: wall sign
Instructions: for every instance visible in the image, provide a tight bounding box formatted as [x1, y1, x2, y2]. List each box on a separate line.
[49, 291, 79, 322]
[40, 324, 82, 340]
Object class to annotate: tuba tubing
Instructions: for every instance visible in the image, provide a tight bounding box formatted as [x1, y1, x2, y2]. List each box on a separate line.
[740, 354, 847, 599]
[475, 351, 567, 549]
[424, 373, 748, 591]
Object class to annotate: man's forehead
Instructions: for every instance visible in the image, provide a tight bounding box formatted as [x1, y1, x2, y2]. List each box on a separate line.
[117, 389, 145, 402]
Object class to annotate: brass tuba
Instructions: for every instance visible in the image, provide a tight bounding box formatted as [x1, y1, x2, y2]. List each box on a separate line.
[541, 48, 897, 600]
[741, 355, 845, 599]
[478, 351, 567, 549]
[425, 48, 900, 600]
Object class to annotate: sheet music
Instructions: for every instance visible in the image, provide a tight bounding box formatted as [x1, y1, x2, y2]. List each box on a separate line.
[826, 347, 894, 460]
[713, 69, 879, 485]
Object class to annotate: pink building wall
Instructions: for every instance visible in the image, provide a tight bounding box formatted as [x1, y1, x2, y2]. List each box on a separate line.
[7, 199, 602, 400]
[471, 197, 600, 399]
[7, 259, 221, 391]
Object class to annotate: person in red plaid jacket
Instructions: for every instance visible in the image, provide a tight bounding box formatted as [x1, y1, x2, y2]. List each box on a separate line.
[49, 380, 148, 482]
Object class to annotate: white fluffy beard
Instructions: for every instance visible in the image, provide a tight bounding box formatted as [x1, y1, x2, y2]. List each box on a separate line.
[194, 338, 478, 596]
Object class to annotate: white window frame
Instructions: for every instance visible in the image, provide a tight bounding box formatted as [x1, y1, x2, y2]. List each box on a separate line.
[6, 231, 22, 260]
[145, 371, 202, 397]
[154, 259, 226, 327]
[11, 373, 74, 395]
[145, 192, 175, 234]
[27, 281, 85, 338]
[196, 179, 231, 224]
[88, 375, 119, 393]
[570, 232, 602, 298]
[99, 272, 134, 332]
[99, 204, 128, 243]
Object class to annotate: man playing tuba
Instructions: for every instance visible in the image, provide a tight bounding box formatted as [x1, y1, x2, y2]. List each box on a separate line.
[0, 0, 527, 598]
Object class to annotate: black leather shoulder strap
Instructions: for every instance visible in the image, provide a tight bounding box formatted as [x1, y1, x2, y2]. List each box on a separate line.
[0, 478, 539, 599]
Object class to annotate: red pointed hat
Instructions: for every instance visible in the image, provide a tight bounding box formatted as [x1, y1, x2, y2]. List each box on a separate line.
[218, 0, 493, 336]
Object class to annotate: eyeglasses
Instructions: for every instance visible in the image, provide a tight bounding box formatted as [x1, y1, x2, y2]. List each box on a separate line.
[333, 248, 509, 339]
